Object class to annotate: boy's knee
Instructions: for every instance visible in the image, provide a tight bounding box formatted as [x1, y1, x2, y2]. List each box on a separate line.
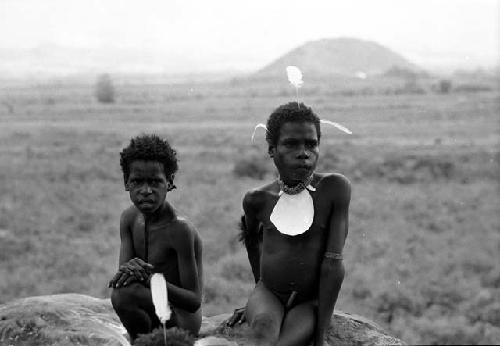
[251, 312, 280, 342]
[111, 284, 141, 311]
[173, 309, 202, 337]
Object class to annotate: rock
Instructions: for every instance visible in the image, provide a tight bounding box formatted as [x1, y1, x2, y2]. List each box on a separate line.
[0, 294, 127, 346]
[199, 313, 404, 346]
[0, 294, 404, 346]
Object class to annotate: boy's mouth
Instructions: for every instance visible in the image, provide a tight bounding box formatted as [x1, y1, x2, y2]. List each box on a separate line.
[294, 164, 312, 172]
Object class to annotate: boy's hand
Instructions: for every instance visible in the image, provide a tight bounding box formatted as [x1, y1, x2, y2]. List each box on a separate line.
[225, 307, 246, 327]
[123, 257, 154, 281]
[108, 258, 154, 288]
[108, 270, 130, 288]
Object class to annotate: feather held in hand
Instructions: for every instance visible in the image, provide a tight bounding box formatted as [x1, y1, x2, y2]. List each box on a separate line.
[150, 273, 171, 323]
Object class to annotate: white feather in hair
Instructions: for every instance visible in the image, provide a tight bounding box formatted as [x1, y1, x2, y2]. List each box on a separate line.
[251, 123, 268, 142]
[286, 66, 303, 88]
[320, 119, 353, 134]
[247, 66, 352, 142]
[286, 66, 303, 106]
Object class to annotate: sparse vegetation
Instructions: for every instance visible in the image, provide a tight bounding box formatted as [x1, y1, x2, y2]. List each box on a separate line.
[95, 73, 115, 103]
[233, 155, 270, 180]
[1, 101, 14, 114]
[0, 77, 498, 345]
[133, 327, 194, 346]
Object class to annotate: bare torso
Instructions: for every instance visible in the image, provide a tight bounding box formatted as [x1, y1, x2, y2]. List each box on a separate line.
[130, 212, 178, 284]
[252, 174, 340, 302]
[123, 203, 202, 294]
[113, 201, 203, 337]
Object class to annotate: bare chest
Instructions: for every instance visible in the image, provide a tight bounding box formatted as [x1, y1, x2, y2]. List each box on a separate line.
[131, 216, 178, 274]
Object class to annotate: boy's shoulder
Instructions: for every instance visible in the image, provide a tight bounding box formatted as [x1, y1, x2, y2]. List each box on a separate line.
[316, 172, 351, 188]
[170, 215, 200, 241]
[243, 180, 278, 209]
[315, 172, 351, 201]
[120, 205, 142, 224]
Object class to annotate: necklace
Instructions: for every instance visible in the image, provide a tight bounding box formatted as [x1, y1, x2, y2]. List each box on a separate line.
[277, 174, 314, 195]
[271, 174, 316, 236]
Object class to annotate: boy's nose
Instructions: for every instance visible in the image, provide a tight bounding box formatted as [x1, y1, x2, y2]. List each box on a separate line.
[140, 184, 153, 194]
[296, 146, 309, 159]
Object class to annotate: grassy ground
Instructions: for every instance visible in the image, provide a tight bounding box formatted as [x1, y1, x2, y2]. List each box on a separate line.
[0, 76, 499, 344]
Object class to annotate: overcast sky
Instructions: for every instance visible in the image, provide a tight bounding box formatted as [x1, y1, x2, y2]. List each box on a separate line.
[0, 0, 498, 72]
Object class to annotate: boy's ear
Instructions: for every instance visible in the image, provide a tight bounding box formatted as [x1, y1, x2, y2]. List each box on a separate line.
[165, 174, 175, 191]
[167, 177, 176, 192]
[268, 146, 275, 158]
[123, 174, 129, 191]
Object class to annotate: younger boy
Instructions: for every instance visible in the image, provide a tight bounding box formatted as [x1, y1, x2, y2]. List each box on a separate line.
[109, 134, 203, 341]
[228, 103, 351, 346]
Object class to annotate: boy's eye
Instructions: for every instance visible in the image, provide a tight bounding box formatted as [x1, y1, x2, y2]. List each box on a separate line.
[283, 140, 299, 147]
[306, 141, 318, 148]
[129, 178, 143, 187]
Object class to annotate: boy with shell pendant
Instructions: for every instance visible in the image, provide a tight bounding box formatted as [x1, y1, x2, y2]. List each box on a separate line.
[109, 134, 203, 341]
[227, 102, 351, 346]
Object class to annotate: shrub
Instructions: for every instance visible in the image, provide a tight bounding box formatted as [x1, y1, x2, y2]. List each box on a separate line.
[438, 79, 452, 94]
[233, 155, 270, 180]
[133, 327, 194, 346]
[454, 83, 493, 93]
[95, 74, 115, 103]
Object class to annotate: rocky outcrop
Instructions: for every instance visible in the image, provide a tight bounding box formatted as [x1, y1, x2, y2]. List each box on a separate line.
[0, 294, 404, 346]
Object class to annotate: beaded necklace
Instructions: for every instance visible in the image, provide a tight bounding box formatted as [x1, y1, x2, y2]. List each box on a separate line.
[277, 174, 314, 195]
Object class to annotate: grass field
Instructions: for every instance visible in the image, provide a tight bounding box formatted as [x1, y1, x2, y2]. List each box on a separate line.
[0, 75, 499, 344]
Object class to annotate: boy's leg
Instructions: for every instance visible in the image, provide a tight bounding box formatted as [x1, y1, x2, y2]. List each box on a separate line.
[170, 307, 202, 336]
[246, 282, 285, 346]
[111, 282, 158, 341]
[277, 301, 316, 346]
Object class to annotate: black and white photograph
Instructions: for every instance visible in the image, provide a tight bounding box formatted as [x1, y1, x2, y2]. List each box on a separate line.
[0, 1, 498, 345]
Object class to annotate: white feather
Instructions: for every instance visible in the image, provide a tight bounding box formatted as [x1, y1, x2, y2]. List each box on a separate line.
[320, 119, 353, 134]
[150, 273, 171, 323]
[286, 66, 303, 88]
[251, 123, 268, 142]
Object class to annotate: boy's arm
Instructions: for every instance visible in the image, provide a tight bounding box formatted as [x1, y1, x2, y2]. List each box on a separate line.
[109, 210, 153, 288]
[315, 176, 351, 346]
[242, 191, 262, 284]
[109, 211, 136, 288]
[118, 210, 135, 265]
[226, 191, 262, 327]
[164, 222, 202, 313]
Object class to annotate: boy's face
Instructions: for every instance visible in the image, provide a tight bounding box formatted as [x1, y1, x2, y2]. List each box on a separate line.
[126, 160, 171, 215]
[269, 121, 319, 185]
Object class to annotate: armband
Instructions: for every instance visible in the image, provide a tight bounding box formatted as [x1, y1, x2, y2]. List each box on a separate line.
[324, 252, 343, 260]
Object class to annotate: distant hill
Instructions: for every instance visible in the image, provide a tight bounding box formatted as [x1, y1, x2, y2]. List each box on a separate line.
[255, 37, 423, 79]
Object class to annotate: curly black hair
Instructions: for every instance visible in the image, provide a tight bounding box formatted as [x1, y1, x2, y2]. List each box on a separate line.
[265, 102, 321, 147]
[120, 134, 178, 185]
